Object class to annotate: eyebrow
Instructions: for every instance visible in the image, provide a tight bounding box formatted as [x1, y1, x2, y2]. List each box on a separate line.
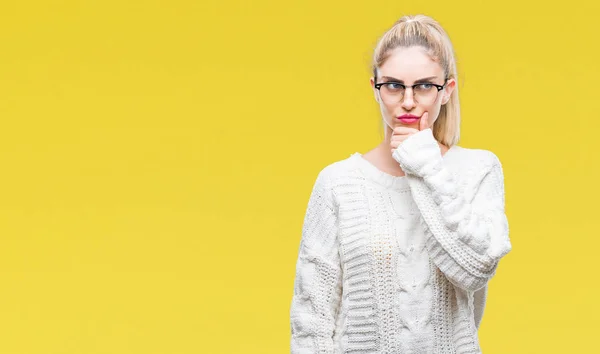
[380, 76, 438, 83]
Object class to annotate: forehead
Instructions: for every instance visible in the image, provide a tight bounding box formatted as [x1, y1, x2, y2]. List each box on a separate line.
[377, 46, 443, 80]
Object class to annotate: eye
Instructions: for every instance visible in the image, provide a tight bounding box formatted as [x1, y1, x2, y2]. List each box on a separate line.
[415, 83, 434, 91]
[384, 83, 404, 91]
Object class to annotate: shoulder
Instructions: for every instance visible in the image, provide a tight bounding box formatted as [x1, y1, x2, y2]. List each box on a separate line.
[308, 154, 361, 205]
[448, 145, 502, 172]
[446, 145, 505, 190]
[313, 153, 361, 186]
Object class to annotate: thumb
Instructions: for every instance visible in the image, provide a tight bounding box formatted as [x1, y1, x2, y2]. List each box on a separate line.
[420, 112, 429, 131]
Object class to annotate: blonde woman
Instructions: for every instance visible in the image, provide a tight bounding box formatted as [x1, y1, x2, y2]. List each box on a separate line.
[290, 14, 512, 353]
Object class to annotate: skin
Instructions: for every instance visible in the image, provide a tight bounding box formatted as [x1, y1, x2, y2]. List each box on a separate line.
[362, 45, 457, 177]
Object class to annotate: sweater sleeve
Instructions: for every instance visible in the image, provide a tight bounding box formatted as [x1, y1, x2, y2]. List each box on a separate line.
[392, 128, 512, 292]
[473, 284, 488, 329]
[290, 168, 343, 354]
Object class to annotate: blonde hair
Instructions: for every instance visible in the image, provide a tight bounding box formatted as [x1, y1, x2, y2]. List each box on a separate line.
[372, 14, 460, 147]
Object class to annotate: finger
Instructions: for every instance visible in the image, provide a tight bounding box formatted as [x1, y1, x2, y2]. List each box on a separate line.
[420, 112, 429, 131]
[391, 135, 408, 144]
[390, 137, 407, 149]
[393, 126, 419, 135]
[390, 138, 402, 149]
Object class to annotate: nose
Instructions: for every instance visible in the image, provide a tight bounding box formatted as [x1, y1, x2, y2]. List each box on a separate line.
[401, 88, 416, 110]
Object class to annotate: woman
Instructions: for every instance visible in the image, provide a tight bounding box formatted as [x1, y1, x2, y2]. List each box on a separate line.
[290, 14, 512, 354]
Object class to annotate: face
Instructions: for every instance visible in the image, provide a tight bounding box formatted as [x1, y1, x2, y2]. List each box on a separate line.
[370, 45, 456, 133]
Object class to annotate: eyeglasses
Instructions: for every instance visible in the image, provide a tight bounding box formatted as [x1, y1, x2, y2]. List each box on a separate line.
[374, 79, 448, 105]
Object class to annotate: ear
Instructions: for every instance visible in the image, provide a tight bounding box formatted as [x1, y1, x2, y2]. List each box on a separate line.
[441, 78, 456, 105]
[370, 77, 380, 103]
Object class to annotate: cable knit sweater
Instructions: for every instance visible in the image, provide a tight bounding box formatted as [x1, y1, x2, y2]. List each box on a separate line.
[289, 128, 512, 354]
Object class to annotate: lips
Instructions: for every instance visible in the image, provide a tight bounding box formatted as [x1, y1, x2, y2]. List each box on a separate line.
[397, 115, 420, 124]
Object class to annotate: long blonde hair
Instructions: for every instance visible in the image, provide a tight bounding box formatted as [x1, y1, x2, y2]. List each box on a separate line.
[372, 14, 460, 147]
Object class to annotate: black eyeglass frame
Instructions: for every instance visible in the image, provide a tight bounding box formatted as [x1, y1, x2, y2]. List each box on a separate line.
[373, 78, 449, 102]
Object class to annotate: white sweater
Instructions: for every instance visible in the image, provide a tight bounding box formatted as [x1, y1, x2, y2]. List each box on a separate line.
[290, 128, 512, 354]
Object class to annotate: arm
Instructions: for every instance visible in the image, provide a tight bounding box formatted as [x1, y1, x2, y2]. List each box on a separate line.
[290, 168, 343, 354]
[392, 128, 512, 292]
[473, 284, 488, 329]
